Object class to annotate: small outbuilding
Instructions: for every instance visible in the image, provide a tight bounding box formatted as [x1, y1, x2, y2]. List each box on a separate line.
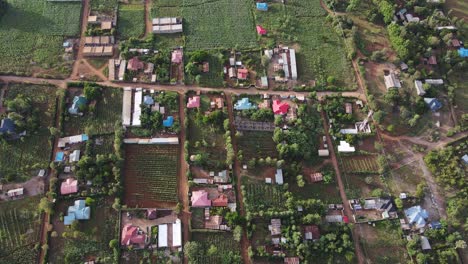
[256, 2, 268, 11]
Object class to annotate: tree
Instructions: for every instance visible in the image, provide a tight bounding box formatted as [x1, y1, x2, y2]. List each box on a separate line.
[364, 176, 373, 185]
[302, 213, 321, 224]
[85, 197, 95, 206]
[233, 226, 243, 242]
[415, 182, 426, 199]
[184, 241, 201, 262]
[207, 245, 218, 256]
[83, 83, 102, 101]
[39, 198, 53, 214]
[327, 76, 336, 85]
[394, 198, 403, 209]
[109, 239, 118, 249]
[296, 175, 305, 187]
[455, 240, 467, 249]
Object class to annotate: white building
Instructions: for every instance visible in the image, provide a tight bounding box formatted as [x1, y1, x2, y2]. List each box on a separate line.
[337, 141, 355, 152]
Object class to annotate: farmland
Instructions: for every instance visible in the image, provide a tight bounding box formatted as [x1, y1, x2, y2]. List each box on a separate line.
[182, 0, 257, 50]
[237, 131, 277, 161]
[190, 231, 242, 264]
[242, 182, 286, 212]
[0, 0, 82, 77]
[341, 155, 380, 173]
[117, 4, 145, 40]
[196, 53, 224, 87]
[0, 83, 57, 180]
[64, 86, 123, 136]
[123, 144, 179, 207]
[0, 196, 42, 263]
[90, 0, 118, 13]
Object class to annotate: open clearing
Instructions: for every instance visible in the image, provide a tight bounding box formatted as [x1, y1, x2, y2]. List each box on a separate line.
[118, 3, 145, 40]
[0, 83, 57, 180]
[124, 144, 179, 207]
[0, 0, 82, 77]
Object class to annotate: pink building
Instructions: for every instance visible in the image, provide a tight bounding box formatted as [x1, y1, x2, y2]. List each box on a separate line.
[237, 68, 248, 80]
[60, 178, 78, 195]
[172, 50, 183, 64]
[191, 190, 211, 207]
[272, 100, 289, 115]
[256, 25, 267, 35]
[121, 224, 146, 247]
[187, 96, 200, 108]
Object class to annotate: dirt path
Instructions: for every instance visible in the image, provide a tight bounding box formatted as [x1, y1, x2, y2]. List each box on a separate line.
[71, 0, 90, 79]
[320, 109, 365, 264]
[81, 59, 107, 81]
[418, 157, 447, 219]
[177, 93, 190, 264]
[144, 0, 153, 37]
[226, 93, 251, 264]
[380, 131, 468, 149]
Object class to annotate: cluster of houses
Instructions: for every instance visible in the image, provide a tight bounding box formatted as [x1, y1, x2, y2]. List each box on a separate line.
[55, 134, 88, 163]
[414, 79, 444, 112]
[349, 198, 397, 223]
[84, 12, 116, 57]
[264, 47, 298, 83]
[226, 54, 250, 83]
[152, 17, 183, 34]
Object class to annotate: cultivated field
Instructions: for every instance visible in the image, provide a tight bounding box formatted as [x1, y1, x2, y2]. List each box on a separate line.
[243, 183, 285, 211]
[0, 0, 82, 77]
[117, 4, 145, 39]
[182, 0, 257, 50]
[0, 196, 42, 263]
[64, 87, 123, 136]
[341, 155, 380, 173]
[90, 0, 118, 13]
[124, 144, 179, 207]
[197, 54, 224, 87]
[0, 84, 57, 180]
[237, 131, 277, 161]
[191, 231, 241, 264]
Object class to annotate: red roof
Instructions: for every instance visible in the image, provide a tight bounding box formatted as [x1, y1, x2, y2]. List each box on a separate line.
[171, 50, 183, 64]
[451, 39, 461, 47]
[191, 190, 211, 207]
[272, 100, 289, 115]
[187, 96, 200, 108]
[212, 194, 228, 207]
[237, 68, 248, 80]
[428, 55, 437, 65]
[309, 173, 323, 183]
[256, 25, 267, 35]
[284, 257, 300, 264]
[343, 216, 350, 223]
[128, 57, 144, 71]
[121, 224, 146, 246]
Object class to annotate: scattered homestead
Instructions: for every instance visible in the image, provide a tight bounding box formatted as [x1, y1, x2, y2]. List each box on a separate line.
[384, 72, 401, 89]
[58, 134, 89, 148]
[234, 98, 257, 110]
[424, 98, 443, 112]
[64, 200, 91, 225]
[405, 205, 429, 229]
[337, 141, 355, 152]
[83, 37, 115, 57]
[152, 17, 183, 34]
[60, 178, 78, 195]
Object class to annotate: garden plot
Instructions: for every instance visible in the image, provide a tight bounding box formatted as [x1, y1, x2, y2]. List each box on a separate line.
[0, 84, 57, 180]
[341, 155, 380, 174]
[190, 231, 242, 264]
[117, 3, 145, 39]
[243, 182, 286, 212]
[124, 144, 179, 207]
[182, 0, 257, 50]
[237, 131, 277, 161]
[0, 196, 42, 263]
[64, 87, 123, 136]
[0, 0, 82, 77]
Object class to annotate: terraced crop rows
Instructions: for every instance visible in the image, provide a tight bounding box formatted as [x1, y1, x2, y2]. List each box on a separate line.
[342, 155, 380, 173]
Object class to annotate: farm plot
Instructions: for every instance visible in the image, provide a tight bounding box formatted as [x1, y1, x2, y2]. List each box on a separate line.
[243, 183, 286, 212]
[124, 144, 179, 207]
[196, 53, 224, 87]
[237, 131, 277, 161]
[0, 196, 42, 261]
[150, 0, 184, 49]
[0, 0, 82, 77]
[182, 0, 257, 50]
[341, 155, 380, 174]
[90, 0, 119, 13]
[191, 231, 241, 264]
[0, 84, 57, 180]
[117, 4, 145, 39]
[64, 87, 123, 136]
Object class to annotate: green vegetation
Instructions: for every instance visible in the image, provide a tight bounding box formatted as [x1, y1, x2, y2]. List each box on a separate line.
[124, 144, 179, 203]
[185, 51, 224, 87]
[242, 183, 286, 213]
[237, 131, 277, 161]
[90, 0, 118, 13]
[0, 0, 82, 76]
[117, 4, 145, 39]
[187, 231, 242, 264]
[0, 84, 57, 181]
[341, 155, 380, 173]
[0, 196, 42, 263]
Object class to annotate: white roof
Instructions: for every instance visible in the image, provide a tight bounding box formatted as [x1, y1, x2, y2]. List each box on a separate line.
[158, 224, 168, 248]
[318, 149, 329, 156]
[421, 236, 431, 250]
[265, 178, 272, 184]
[338, 141, 355, 152]
[282, 53, 289, 78]
[425, 79, 444, 85]
[118, 60, 126, 81]
[7, 188, 24, 196]
[275, 169, 284, 185]
[38, 169, 46, 177]
[289, 49, 297, 80]
[194, 178, 209, 184]
[132, 90, 142, 126]
[414, 80, 425, 96]
[122, 88, 132, 126]
[326, 215, 343, 223]
[70, 150, 81, 162]
[384, 74, 401, 89]
[172, 219, 182, 247]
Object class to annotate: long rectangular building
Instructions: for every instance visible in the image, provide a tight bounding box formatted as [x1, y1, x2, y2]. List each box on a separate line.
[152, 17, 178, 25]
[282, 53, 290, 79]
[108, 59, 115, 81]
[122, 88, 132, 126]
[119, 60, 127, 81]
[153, 24, 183, 34]
[289, 49, 297, 80]
[132, 88, 142, 127]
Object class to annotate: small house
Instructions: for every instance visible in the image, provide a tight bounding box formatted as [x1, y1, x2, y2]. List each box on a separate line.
[256, 25, 267, 35]
[127, 57, 144, 71]
[121, 224, 146, 247]
[0, 118, 15, 135]
[424, 98, 442, 112]
[284, 257, 300, 264]
[69, 150, 81, 162]
[191, 190, 211, 207]
[272, 100, 289, 115]
[414, 80, 425, 96]
[261, 76, 268, 88]
[147, 209, 157, 220]
[64, 200, 91, 225]
[400, 62, 409, 71]
[234, 98, 256, 110]
[429, 221, 442, 229]
[214, 170, 228, 183]
[202, 62, 209, 73]
[303, 225, 320, 240]
[211, 98, 224, 109]
[60, 178, 78, 195]
[212, 194, 228, 207]
[237, 68, 249, 80]
[55, 152, 65, 162]
[337, 141, 355, 153]
[163, 116, 174, 127]
[269, 219, 281, 235]
[228, 67, 237, 79]
[451, 39, 461, 48]
[69, 96, 88, 115]
[345, 103, 353, 114]
[384, 73, 401, 89]
[171, 49, 183, 64]
[458, 48, 468, 58]
[428, 55, 437, 65]
[187, 96, 200, 108]
[143, 95, 155, 106]
[258, 99, 270, 109]
[405, 206, 428, 229]
[101, 21, 112, 30]
[310, 173, 323, 183]
[275, 169, 284, 185]
[256, 2, 268, 11]
[461, 154, 468, 165]
[7, 188, 24, 198]
[318, 149, 329, 157]
[421, 236, 432, 250]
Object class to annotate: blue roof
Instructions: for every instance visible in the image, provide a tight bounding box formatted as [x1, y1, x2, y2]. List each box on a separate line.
[55, 152, 65, 162]
[64, 214, 76, 225]
[256, 3, 268, 11]
[143, 95, 154, 106]
[163, 116, 174, 127]
[424, 98, 442, 111]
[430, 221, 442, 229]
[82, 134, 89, 141]
[234, 98, 256, 110]
[458, 48, 468, 58]
[67, 200, 90, 221]
[69, 96, 88, 115]
[0, 118, 15, 134]
[405, 206, 428, 227]
[462, 154, 468, 164]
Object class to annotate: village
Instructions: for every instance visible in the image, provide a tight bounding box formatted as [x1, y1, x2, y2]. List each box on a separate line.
[0, 0, 467, 264]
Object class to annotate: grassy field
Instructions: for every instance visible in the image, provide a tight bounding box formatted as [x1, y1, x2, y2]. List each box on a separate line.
[197, 53, 224, 87]
[191, 231, 241, 264]
[0, 0, 82, 76]
[0, 196, 42, 263]
[64, 87, 122, 136]
[237, 131, 277, 161]
[124, 144, 179, 207]
[255, 0, 354, 86]
[182, 0, 257, 50]
[0, 84, 57, 180]
[117, 4, 145, 40]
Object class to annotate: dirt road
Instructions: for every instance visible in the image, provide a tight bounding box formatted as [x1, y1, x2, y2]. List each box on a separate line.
[320, 109, 366, 264]
[70, 0, 90, 79]
[144, 0, 153, 37]
[226, 93, 251, 264]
